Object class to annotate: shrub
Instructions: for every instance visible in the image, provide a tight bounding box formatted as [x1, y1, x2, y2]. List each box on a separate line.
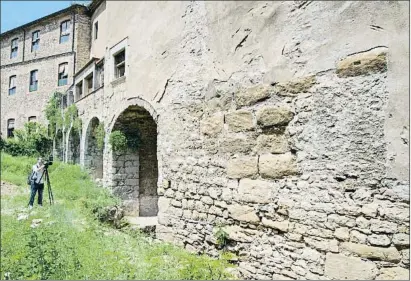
[93, 122, 105, 150]
[109, 131, 127, 152]
[3, 122, 52, 157]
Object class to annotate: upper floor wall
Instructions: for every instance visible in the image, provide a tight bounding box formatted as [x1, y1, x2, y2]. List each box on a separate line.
[0, 5, 90, 71]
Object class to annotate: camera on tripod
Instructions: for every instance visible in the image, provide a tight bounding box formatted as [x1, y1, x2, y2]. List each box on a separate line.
[44, 155, 53, 168]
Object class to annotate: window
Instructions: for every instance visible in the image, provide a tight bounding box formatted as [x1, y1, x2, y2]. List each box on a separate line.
[76, 81, 83, 100]
[58, 63, 68, 86]
[95, 61, 104, 88]
[94, 21, 98, 40]
[114, 49, 125, 79]
[31, 30, 40, 52]
[9, 75, 16, 95]
[7, 119, 15, 138]
[10, 38, 18, 58]
[85, 74, 93, 95]
[28, 116, 36, 122]
[60, 20, 70, 43]
[29, 70, 38, 92]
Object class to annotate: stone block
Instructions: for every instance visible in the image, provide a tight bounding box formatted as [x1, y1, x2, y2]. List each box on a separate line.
[361, 203, 378, 217]
[225, 225, 259, 243]
[377, 267, 410, 280]
[227, 156, 258, 179]
[392, 233, 409, 246]
[200, 113, 224, 136]
[219, 135, 256, 154]
[227, 204, 259, 223]
[334, 227, 350, 241]
[261, 218, 289, 232]
[341, 242, 401, 262]
[275, 75, 316, 96]
[235, 85, 272, 108]
[256, 134, 289, 154]
[125, 178, 138, 186]
[237, 178, 271, 203]
[259, 153, 297, 179]
[336, 47, 387, 78]
[304, 237, 339, 252]
[367, 234, 391, 247]
[225, 110, 254, 132]
[370, 219, 398, 234]
[256, 106, 294, 127]
[325, 253, 377, 280]
[158, 197, 170, 213]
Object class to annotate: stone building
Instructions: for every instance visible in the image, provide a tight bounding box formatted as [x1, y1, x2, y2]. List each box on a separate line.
[1, 1, 410, 279]
[0, 4, 90, 138]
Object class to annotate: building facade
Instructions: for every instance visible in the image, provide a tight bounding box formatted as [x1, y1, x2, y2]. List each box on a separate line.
[0, 4, 90, 138]
[1, 1, 410, 279]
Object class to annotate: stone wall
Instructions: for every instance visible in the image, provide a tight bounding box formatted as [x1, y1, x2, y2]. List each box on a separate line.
[155, 47, 410, 280]
[84, 117, 103, 179]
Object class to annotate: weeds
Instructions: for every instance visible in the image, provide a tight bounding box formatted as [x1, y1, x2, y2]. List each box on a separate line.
[1, 153, 235, 280]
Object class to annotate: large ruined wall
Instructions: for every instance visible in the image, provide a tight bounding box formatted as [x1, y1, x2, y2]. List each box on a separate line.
[63, 1, 408, 279]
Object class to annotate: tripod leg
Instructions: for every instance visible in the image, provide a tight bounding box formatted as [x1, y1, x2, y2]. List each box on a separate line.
[45, 170, 54, 205]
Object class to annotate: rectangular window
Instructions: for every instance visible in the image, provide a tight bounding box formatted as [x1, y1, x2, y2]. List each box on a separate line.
[94, 21, 98, 40]
[28, 116, 36, 122]
[95, 61, 104, 89]
[85, 74, 93, 95]
[9, 75, 16, 95]
[31, 30, 40, 52]
[29, 70, 38, 92]
[7, 119, 15, 138]
[10, 38, 18, 58]
[114, 49, 125, 79]
[58, 63, 68, 86]
[76, 81, 83, 100]
[60, 20, 70, 44]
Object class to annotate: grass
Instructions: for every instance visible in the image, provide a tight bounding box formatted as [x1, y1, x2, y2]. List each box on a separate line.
[0, 153, 235, 280]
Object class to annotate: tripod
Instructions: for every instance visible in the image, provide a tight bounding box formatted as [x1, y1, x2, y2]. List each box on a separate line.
[39, 166, 54, 205]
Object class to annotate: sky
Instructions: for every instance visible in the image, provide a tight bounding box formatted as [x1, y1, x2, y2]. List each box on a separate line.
[1, 1, 90, 33]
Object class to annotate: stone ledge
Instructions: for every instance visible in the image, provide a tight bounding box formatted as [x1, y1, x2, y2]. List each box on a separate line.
[336, 47, 388, 78]
[341, 242, 401, 262]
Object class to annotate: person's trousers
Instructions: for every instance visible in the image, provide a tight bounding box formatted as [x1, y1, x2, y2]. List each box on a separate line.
[28, 182, 44, 206]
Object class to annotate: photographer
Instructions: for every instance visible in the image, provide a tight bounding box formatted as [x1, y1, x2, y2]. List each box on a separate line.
[28, 157, 46, 209]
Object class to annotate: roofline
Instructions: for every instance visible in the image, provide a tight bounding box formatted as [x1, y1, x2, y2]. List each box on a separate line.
[0, 4, 88, 39]
[88, 0, 104, 14]
[74, 57, 99, 77]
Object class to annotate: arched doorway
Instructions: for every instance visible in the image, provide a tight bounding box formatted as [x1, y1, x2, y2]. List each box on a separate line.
[110, 105, 158, 217]
[67, 127, 80, 164]
[84, 117, 103, 180]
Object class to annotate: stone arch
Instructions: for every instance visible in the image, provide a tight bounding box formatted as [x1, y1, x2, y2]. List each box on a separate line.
[107, 98, 159, 217]
[67, 127, 80, 164]
[84, 117, 103, 180]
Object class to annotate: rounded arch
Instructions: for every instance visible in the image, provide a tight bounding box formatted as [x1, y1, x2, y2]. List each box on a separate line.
[84, 117, 103, 180]
[107, 98, 159, 217]
[107, 97, 158, 134]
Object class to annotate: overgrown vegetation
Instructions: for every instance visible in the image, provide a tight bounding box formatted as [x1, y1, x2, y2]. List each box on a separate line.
[93, 122, 105, 150]
[109, 131, 128, 152]
[45, 92, 82, 139]
[1, 154, 236, 280]
[1, 122, 52, 157]
[109, 130, 141, 152]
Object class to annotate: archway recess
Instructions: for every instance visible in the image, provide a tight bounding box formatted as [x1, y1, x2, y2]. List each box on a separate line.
[110, 105, 158, 217]
[84, 117, 104, 180]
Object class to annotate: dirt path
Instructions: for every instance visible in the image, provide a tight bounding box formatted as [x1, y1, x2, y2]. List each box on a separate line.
[1, 181, 20, 196]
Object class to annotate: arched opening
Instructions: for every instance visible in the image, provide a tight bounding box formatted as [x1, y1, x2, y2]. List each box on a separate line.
[67, 128, 80, 164]
[55, 130, 64, 161]
[84, 117, 103, 180]
[110, 105, 158, 217]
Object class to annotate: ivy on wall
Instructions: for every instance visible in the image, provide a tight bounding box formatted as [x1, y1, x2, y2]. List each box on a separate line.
[45, 93, 82, 139]
[93, 122, 105, 150]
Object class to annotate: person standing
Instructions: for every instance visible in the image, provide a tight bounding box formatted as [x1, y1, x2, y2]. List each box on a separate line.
[28, 157, 45, 209]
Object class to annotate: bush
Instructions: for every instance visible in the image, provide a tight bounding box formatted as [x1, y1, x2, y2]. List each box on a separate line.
[109, 131, 127, 152]
[3, 122, 52, 157]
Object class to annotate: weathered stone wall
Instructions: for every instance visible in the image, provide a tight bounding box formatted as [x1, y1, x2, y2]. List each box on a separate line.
[84, 117, 103, 179]
[155, 48, 409, 279]
[3, 1, 408, 279]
